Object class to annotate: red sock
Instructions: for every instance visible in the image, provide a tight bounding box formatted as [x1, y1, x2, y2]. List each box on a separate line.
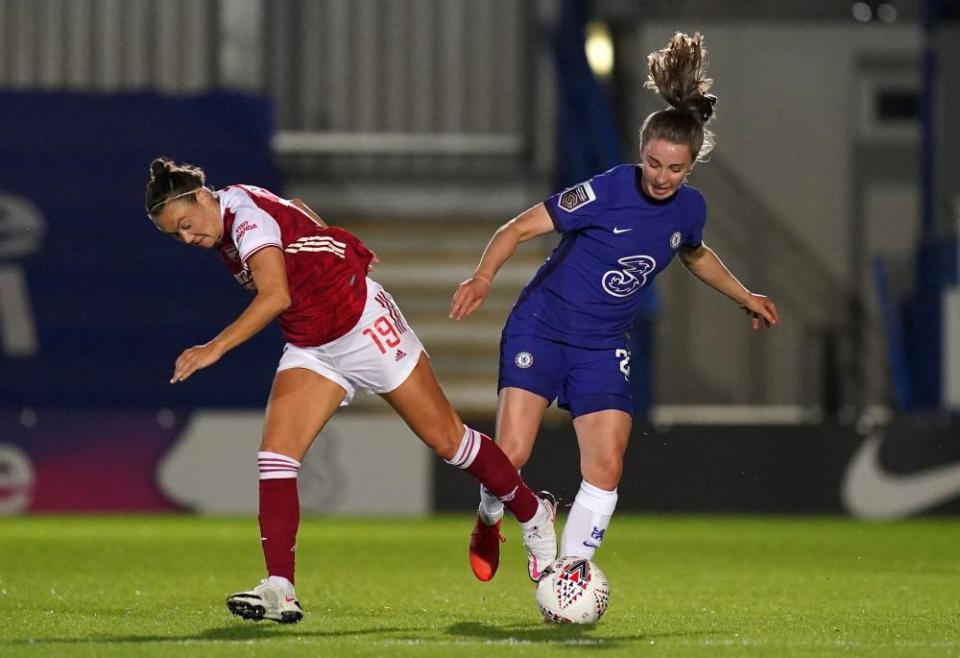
[258, 451, 301, 584]
[447, 427, 539, 522]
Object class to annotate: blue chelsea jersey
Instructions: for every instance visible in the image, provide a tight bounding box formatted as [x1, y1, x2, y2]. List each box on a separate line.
[505, 164, 707, 348]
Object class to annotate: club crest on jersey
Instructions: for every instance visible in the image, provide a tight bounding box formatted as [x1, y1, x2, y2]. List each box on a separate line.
[670, 231, 682, 249]
[558, 181, 596, 212]
[514, 351, 534, 368]
[602, 255, 656, 297]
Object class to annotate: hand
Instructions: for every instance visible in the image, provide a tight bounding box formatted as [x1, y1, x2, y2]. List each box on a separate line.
[170, 341, 226, 383]
[449, 274, 492, 320]
[368, 251, 380, 272]
[740, 293, 779, 330]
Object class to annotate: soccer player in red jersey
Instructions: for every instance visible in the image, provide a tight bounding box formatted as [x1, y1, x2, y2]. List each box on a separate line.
[145, 157, 558, 623]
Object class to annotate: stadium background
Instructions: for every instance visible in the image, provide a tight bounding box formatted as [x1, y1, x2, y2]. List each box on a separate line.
[1, 0, 959, 521]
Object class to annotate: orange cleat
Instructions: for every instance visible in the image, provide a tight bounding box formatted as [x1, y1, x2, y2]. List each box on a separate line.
[469, 515, 506, 581]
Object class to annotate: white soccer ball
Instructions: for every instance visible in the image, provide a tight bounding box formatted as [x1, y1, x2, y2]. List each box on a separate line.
[535, 556, 610, 624]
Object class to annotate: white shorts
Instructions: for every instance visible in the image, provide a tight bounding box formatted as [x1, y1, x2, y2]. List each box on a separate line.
[277, 279, 424, 405]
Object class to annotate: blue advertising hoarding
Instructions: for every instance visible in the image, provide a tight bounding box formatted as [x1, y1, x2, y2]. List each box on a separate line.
[0, 91, 281, 408]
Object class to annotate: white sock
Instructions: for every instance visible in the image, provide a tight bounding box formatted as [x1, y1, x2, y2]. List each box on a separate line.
[478, 485, 504, 525]
[561, 480, 618, 559]
[266, 575, 294, 593]
[519, 496, 550, 531]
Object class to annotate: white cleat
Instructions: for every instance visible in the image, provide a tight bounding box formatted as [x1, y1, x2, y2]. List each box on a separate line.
[226, 579, 304, 624]
[522, 492, 558, 582]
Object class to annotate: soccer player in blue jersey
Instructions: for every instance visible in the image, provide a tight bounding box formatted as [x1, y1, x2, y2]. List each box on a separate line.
[450, 32, 779, 582]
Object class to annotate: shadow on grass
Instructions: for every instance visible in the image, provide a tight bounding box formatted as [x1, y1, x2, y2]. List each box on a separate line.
[446, 620, 714, 649]
[3, 621, 723, 648]
[0, 623, 421, 646]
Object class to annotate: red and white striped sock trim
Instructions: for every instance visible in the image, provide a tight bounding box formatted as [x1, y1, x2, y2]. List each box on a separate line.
[444, 426, 482, 470]
[258, 451, 301, 480]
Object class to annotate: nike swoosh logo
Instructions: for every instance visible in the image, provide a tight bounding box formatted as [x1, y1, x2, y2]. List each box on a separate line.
[582, 541, 599, 548]
[529, 556, 546, 581]
[284, 596, 297, 603]
[841, 434, 960, 518]
[612, 227, 632, 234]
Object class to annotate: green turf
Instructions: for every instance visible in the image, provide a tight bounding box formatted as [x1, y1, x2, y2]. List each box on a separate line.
[0, 515, 957, 657]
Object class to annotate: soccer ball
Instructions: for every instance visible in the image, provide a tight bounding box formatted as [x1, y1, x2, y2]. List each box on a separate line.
[535, 557, 610, 624]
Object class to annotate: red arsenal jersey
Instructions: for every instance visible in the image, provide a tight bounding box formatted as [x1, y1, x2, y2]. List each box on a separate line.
[216, 185, 374, 347]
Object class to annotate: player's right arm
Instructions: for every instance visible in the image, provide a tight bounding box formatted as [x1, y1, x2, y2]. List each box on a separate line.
[449, 203, 554, 320]
[170, 246, 291, 383]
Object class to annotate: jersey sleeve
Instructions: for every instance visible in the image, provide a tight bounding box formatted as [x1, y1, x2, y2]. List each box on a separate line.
[684, 189, 707, 248]
[231, 207, 283, 264]
[543, 172, 610, 233]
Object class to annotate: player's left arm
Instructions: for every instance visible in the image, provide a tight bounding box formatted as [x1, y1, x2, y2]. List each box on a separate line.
[678, 243, 780, 330]
[170, 247, 291, 383]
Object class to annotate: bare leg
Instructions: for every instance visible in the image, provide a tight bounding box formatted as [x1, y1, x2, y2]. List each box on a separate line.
[494, 386, 550, 468]
[562, 409, 631, 558]
[257, 368, 346, 585]
[261, 367, 347, 460]
[572, 409, 631, 490]
[381, 353, 541, 523]
[477, 387, 549, 522]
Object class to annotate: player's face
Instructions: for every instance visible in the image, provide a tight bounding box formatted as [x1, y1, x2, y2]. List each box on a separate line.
[640, 139, 694, 200]
[152, 191, 223, 248]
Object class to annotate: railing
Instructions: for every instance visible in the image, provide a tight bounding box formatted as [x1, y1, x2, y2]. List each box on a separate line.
[0, 0, 219, 91]
[0, 0, 538, 167]
[261, 0, 539, 176]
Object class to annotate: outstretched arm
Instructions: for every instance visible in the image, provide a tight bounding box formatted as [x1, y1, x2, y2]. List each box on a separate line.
[170, 247, 291, 383]
[449, 203, 555, 320]
[678, 243, 779, 330]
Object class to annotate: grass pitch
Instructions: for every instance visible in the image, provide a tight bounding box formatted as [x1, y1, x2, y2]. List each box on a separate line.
[0, 515, 957, 657]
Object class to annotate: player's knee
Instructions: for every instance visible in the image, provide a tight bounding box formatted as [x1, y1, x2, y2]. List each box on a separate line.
[260, 435, 305, 461]
[583, 456, 623, 490]
[427, 420, 466, 461]
[497, 440, 530, 470]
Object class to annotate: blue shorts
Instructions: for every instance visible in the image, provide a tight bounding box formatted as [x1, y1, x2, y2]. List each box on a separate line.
[498, 333, 632, 418]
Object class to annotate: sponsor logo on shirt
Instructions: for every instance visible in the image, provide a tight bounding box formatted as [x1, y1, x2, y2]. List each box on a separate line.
[558, 181, 596, 212]
[602, 255, 656, 297]
[235, 220, 258, 243]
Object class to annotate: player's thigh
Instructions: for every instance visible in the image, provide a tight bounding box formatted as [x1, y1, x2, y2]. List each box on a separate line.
[559, 343, 632, 419]
[261, 367, 347, 461]
[380, 352, 463, 459]
[571, 409, 631, 490]
[561, 344, 632, 489]
[497, 333, 563, 465]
